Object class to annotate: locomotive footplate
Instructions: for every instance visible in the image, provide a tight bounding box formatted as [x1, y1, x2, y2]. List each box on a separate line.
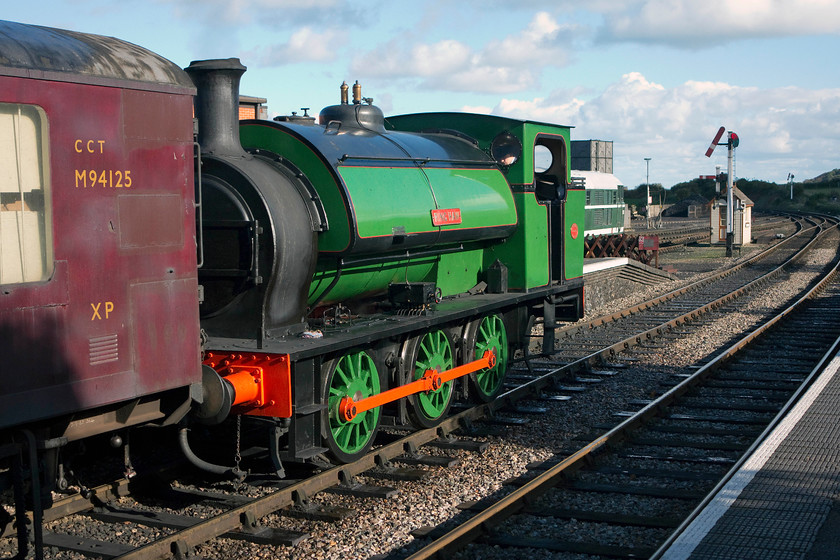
[205, 283, 581, 361]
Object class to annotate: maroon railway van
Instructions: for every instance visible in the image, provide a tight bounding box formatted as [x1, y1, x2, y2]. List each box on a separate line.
[0, 21, 201, 440]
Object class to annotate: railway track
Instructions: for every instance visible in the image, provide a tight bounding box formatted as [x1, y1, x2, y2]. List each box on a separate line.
[5, 215, 837, 560]
[401, 219, 840, 559]
[538, 215, 828, 363]
[630, 214, 790, 250]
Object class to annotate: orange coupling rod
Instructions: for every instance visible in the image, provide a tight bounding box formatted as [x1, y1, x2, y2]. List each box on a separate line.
[338, 349, 497, 423]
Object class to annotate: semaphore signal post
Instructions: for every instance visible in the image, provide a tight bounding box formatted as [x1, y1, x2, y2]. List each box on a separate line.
[705, 126, 739, 256]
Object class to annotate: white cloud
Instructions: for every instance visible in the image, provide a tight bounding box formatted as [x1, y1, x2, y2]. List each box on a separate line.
[494, 96, 585, 125]
[460, 105, 494, 114]
[351, 11, 574, 93]
[430, 66, 539, 94]
[601, 0, 840, 47]
[481, 11, 575, 67]
[255, 27, 348, 65]
[412, 40, 475, 76]
[352, 39, 472, 79]
[490, 73, 840, 186]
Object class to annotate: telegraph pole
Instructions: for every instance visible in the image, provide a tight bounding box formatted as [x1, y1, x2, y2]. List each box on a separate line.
[644, 157, 652, 228]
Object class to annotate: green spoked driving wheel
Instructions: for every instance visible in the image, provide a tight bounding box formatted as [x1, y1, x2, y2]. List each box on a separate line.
[467, 314, 508, 402]
[403, 329, 455, 428]
[322, 350, 381, 463]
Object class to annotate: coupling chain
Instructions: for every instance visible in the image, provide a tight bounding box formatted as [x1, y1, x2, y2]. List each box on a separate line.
[235, 414, 242, 470]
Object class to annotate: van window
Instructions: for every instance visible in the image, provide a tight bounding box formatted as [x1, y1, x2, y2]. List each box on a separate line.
[0, 104, 53, 284]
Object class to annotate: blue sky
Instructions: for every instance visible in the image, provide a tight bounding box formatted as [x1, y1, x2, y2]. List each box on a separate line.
[5, 0, 840, 189]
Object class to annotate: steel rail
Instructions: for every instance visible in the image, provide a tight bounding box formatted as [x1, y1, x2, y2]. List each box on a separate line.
[404, 219, 840, 560]
[554, 215, 813, 341]
[632, 214, 789, 243]
[111, 406, 500, 559]
[1, 467, 143, 540]
[649, 243, 840, 558]
[652, 213, 790, 249]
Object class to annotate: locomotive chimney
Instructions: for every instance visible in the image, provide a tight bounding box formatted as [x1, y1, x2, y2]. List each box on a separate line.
[185, 58, 247, 156]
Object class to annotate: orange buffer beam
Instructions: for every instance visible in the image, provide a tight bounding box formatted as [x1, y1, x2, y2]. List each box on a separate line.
[204, 352, 293, 418]
[338, 350, 497, 423]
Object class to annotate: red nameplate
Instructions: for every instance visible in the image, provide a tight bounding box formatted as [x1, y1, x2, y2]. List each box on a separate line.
[431, 208, 462, 226]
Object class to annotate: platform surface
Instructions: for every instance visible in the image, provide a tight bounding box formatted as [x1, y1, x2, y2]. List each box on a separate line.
[660, 352, 840, 560]
[582, 257, 630, 274]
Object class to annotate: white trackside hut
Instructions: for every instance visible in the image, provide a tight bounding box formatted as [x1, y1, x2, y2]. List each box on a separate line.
[710, 185, 753, 246]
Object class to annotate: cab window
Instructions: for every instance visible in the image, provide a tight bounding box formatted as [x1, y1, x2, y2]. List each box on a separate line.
[0, 103, 53, 284]
[534, 136, 567, 203]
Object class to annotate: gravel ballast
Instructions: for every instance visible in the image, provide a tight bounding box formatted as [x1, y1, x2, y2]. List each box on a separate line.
[5, 227, 836, 560]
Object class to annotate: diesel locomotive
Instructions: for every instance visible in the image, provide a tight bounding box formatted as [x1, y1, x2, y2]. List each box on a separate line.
[0, 17, 584, 518]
